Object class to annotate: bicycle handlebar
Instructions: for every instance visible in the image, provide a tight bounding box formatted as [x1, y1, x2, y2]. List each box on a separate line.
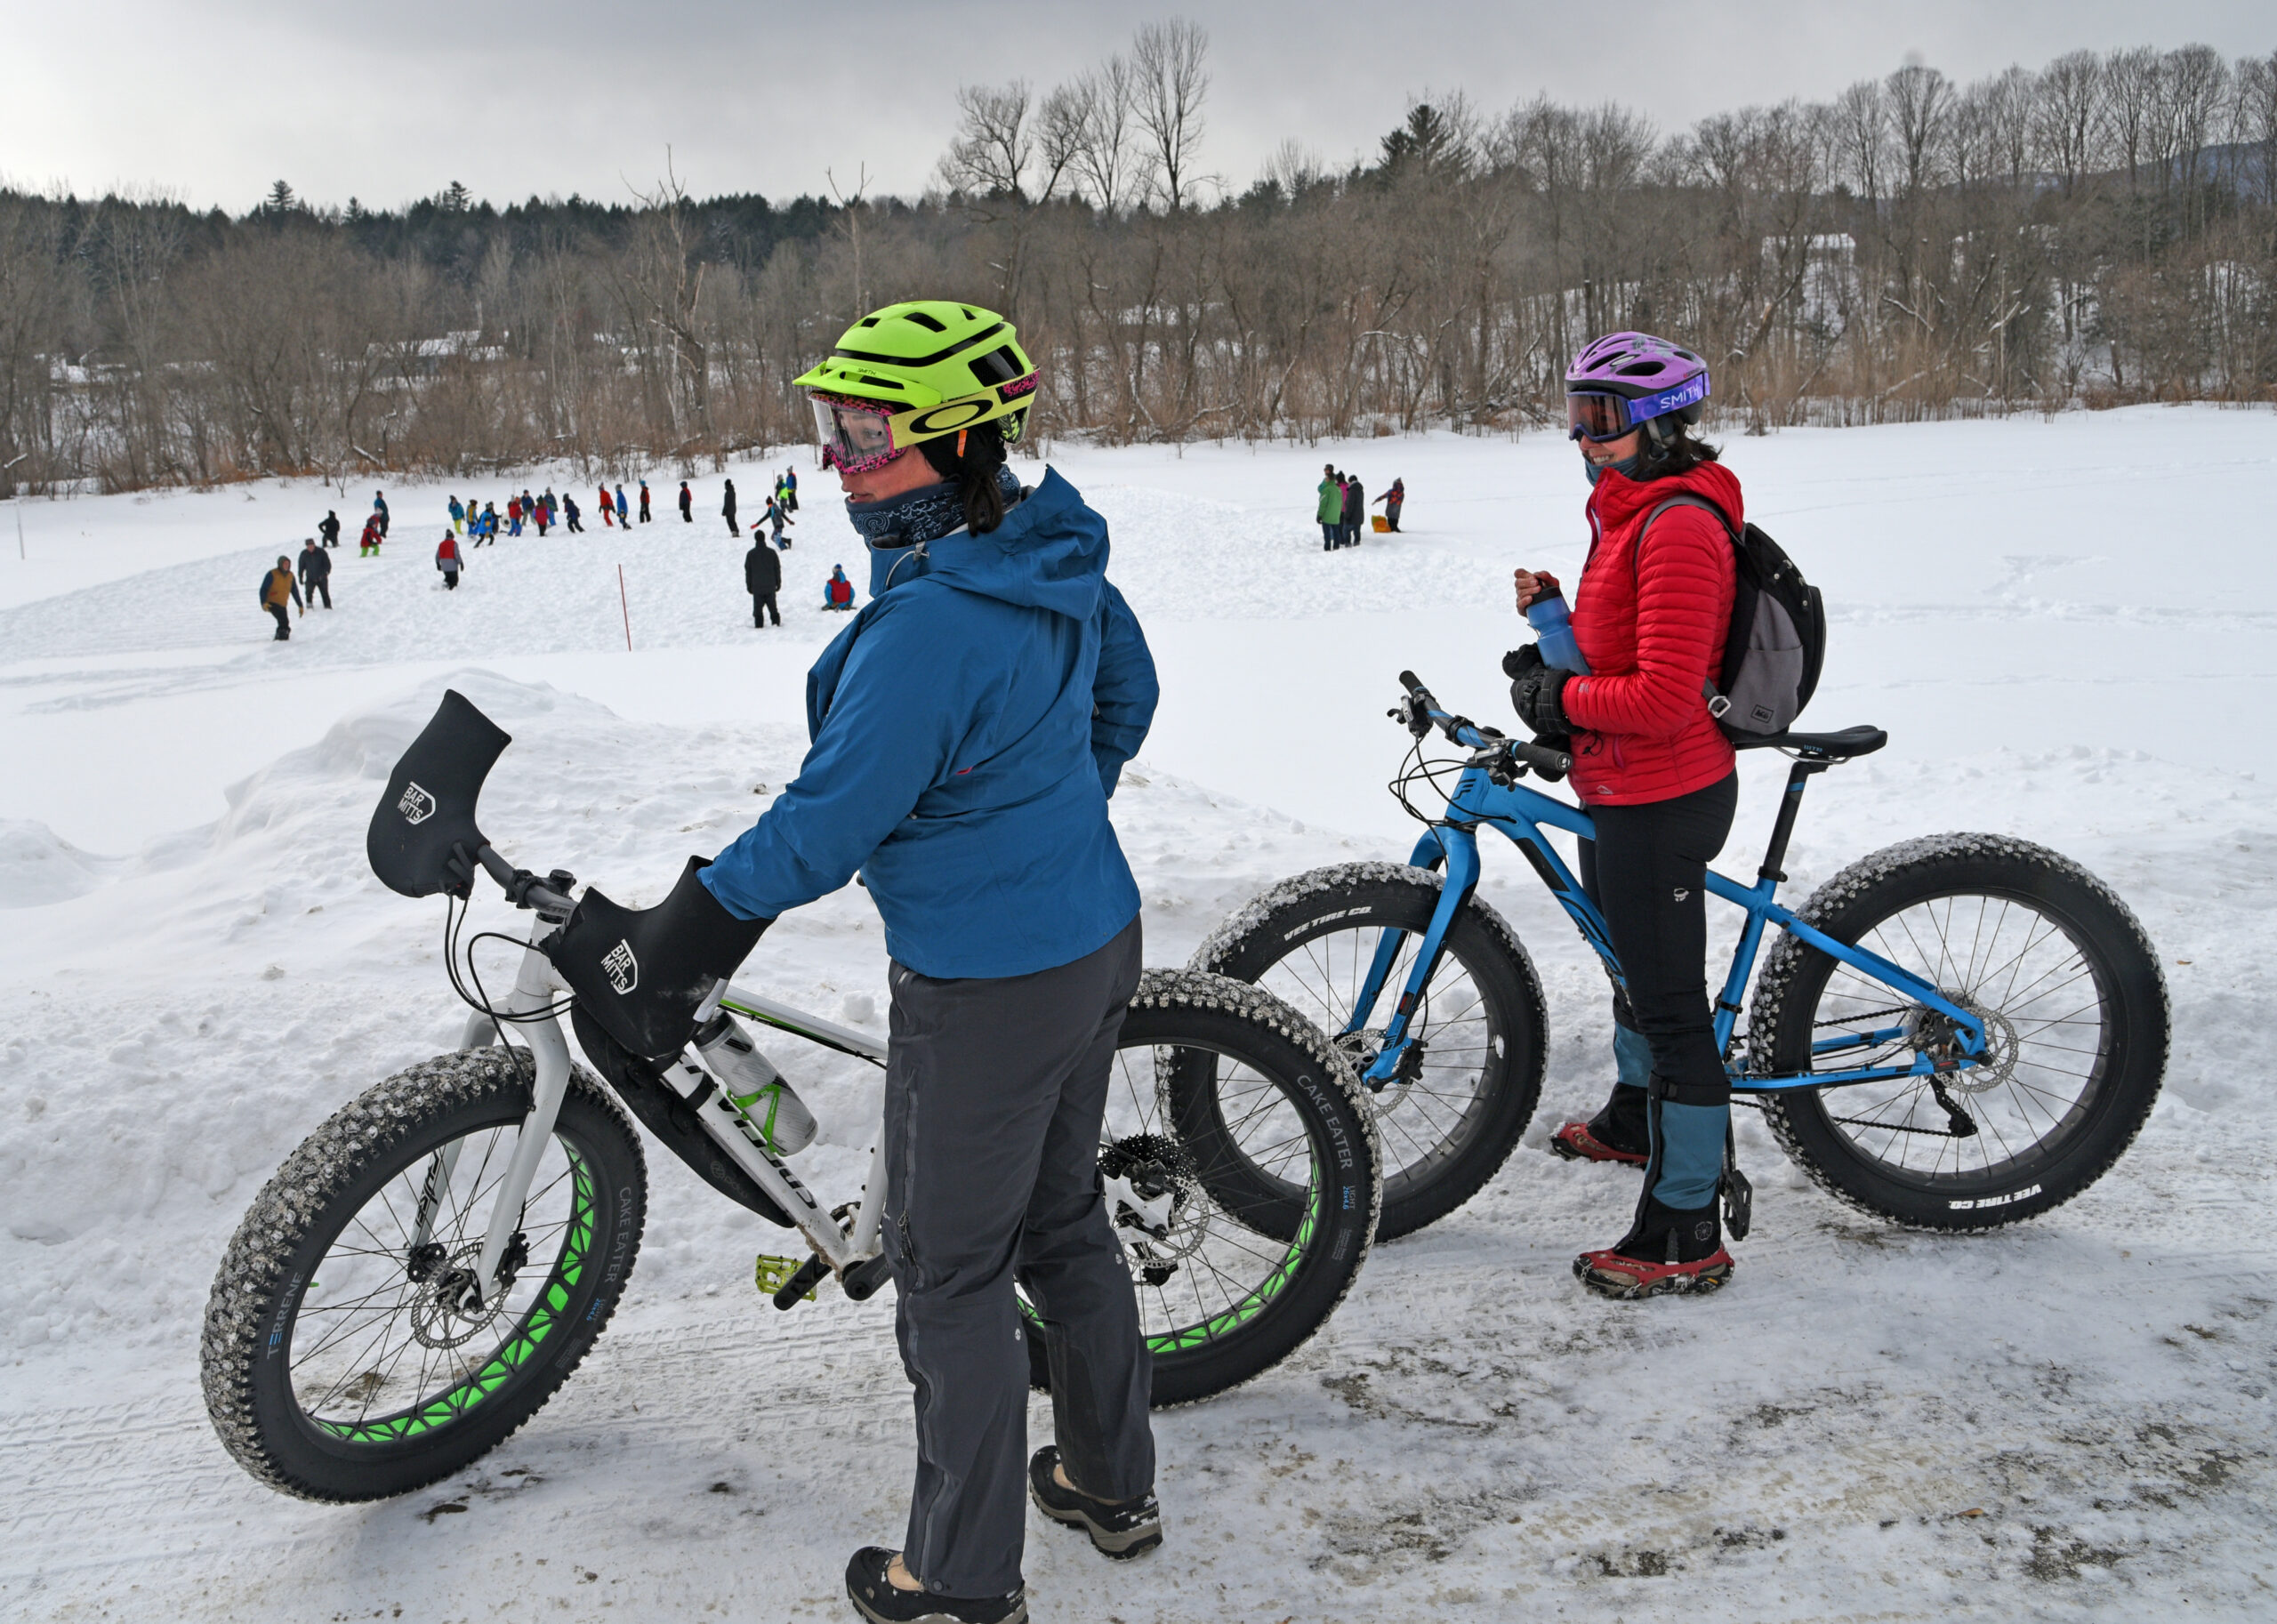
[471, 843, 576, 918]
[1393, 669, 1573, 780]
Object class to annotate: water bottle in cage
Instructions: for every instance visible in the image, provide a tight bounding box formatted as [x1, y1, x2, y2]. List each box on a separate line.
[693, 1013, 817, 1154]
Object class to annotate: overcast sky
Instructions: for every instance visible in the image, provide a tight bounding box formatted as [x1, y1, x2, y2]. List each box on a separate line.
[9, 1, 2273, 213]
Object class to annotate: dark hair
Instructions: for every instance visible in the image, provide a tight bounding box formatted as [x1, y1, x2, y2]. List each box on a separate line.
[1637, 414, 1721, 478]
[918, 420, 1011, 534]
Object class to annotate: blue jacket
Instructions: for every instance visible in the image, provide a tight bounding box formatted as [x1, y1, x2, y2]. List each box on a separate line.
[702, 468, 1158, 978]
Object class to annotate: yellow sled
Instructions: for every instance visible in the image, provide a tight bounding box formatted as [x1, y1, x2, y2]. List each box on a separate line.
[1370, 515, 1391, 533]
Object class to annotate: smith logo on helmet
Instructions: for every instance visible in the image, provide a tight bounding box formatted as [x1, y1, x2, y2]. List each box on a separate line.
[397, 782, 436, 825]
[601, 940, 639, 995]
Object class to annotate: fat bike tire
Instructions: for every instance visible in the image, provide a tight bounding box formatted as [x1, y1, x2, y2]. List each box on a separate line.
[1025, 969, 1381, 1407]
[201, 1049, 648, 1501]
[1750, 834, 2168, 1232]
[1190, 863, 1547, 1241]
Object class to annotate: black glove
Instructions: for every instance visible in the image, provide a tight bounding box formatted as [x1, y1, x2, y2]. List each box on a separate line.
[1508, 652, 1571, 737]
[548, 856, 770, 1061]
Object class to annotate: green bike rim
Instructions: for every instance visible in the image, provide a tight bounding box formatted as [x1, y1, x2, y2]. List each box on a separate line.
[304, 1147, 595, 1444]
[1022, 1167, 1321, 1356]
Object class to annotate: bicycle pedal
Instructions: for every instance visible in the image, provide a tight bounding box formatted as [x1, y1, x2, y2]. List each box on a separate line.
[755, 1253, 818, 1306]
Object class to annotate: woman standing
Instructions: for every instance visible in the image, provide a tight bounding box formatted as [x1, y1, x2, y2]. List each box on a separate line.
[554, 301, 1161, 1624]
[1505, 331, 1741, 1299]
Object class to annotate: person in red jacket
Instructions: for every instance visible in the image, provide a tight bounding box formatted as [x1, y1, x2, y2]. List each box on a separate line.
[1506, 331, 1739, 1301]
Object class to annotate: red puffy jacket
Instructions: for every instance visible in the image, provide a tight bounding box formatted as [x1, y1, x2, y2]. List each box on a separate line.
[1560, 460, 1740, 807]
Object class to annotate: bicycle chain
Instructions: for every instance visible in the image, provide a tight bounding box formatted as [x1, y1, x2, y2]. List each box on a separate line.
[1812, 1005, 1980, 1138]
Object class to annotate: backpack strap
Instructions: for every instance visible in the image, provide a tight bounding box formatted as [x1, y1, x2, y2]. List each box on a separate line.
[1631, 494, 1740, 713]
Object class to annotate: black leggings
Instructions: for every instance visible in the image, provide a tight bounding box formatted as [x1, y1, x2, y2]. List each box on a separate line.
[1576, 772, 1738, 1102]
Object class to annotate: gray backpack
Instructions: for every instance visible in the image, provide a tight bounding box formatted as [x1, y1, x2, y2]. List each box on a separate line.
[1639, 495, 1825, 739]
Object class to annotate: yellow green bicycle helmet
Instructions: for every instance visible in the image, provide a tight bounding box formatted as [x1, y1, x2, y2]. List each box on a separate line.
[793, 300, 1038, 473]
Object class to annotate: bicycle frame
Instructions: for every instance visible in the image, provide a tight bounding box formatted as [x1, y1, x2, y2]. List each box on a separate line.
[443, 913, 890, 1308]
[1348, 752, 1990, 1094]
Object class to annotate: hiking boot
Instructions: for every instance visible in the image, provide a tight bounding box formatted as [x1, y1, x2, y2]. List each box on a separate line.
[1028, 1447, 1162, 1560]
[844, 1548, 1026, 1624]
[1549, 1083, 1649, 1166]
[1573, 1195, 1734, 1300]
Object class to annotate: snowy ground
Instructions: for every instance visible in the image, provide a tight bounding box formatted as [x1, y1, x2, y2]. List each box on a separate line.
[1, 406, 2273, 1620]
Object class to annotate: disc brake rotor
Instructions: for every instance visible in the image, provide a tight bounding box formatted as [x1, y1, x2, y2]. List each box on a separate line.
[1905, 998, 2020, 1095]
[1099, 1132, 1204, 1286]
[408, 1241, 513, 1350]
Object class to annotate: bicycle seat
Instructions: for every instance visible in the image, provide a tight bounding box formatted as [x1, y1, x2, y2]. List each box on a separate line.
[1733, 726, 1887, 760]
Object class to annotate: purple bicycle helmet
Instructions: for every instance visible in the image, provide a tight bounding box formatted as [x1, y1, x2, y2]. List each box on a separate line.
[1565, 332, 1710, 442]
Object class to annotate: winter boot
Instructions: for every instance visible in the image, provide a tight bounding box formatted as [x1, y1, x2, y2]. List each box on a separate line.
[843, 1548, 1026, 1624]
[1028, 1447, 1162, 1559]
[1549, 1082, 1649, 1165]
[1573, 1194, 1734, 1299]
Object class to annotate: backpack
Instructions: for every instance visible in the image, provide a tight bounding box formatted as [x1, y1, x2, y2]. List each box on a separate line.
[1638, 494, 1825, 739]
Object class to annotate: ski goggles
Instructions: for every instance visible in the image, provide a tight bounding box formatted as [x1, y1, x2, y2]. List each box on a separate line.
[810, 394, 904, 475]
[809, 380, 1039, 475]
[1565, 373, 1710, 442]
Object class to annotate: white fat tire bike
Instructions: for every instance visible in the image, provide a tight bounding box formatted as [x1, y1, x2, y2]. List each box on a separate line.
[200, 884, 1382, 1503]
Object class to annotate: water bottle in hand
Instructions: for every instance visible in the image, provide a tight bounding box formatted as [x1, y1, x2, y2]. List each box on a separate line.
[1525, 590, 1589, 673]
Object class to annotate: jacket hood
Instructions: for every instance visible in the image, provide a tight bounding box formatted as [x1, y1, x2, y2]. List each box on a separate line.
[1587, 457, 1744, 532]
[868, 467, 1108, 618]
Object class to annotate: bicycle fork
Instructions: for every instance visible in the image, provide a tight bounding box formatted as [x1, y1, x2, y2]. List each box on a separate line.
[1353, 826, 1483, 1089]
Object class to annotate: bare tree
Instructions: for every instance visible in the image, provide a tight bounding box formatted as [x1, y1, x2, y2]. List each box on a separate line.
[2035, 50, 2106, 194]
[1131, 20, 1211, 210]
[1071, 55, 1138, 212]
[938, 81, 1035, 200]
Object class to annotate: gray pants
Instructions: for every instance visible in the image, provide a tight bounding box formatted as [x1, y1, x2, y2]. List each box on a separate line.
[883, 915, 1153, 1597]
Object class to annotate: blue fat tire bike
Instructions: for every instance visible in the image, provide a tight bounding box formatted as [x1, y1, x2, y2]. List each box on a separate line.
[1195, 671, 2168, 1242]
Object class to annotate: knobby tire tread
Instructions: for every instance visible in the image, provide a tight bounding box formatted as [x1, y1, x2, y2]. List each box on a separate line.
[1037, 969, 1382, 1409]
[1189, 862, 1547, 1241]
[1748, 832, 2168, 1233]
[201, 1048, 646, 1501]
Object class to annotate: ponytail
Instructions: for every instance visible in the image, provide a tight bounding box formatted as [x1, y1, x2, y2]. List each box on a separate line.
[917, 421, 1011, 535]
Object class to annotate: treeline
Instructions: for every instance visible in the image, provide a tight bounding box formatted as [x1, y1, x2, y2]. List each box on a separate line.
[3, 26, 2273, 496]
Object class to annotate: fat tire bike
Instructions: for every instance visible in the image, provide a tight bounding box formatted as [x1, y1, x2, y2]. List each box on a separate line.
[201, 691, 1382, 1503]
[1195, 671, 2168, 1242]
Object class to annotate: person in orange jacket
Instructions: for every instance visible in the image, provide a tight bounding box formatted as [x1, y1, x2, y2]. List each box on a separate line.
[258, 556, 302, 639]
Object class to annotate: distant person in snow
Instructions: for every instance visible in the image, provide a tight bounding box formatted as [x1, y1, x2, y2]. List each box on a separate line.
[448, 496, 465, 535]
[1316, 463, 1341, 551]
[258, 556, 302, 639]
[539, 489, 557, 535]
[599, 485, 616, 527]
[437, 531, 463, 590]
[744, 532, 782, 627]
[358, 513, 383, 556]
[318, 510, 342, 548]
[678, 479, 693, 523]
[783, 465, 798, 511]
[479, 502, 500, 545]
[821, 562, 855, 611]
[616, 484, 631, 527]
[760, 494, 794, 549]
[1374, 478, 1404, 534]
[297, 538, 333, 608]
[639, 479, 652, 523]
[507, 495, 523, 537]
[721, 478, 739, 535]
[564, 494, 583, 533]
[1341, 474, 1366, 548]
[373, 491, 390, 537]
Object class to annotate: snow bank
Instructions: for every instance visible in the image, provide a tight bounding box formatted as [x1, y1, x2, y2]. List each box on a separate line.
[0, 821, 116, 908]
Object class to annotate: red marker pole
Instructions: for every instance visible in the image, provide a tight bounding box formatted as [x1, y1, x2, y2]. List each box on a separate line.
[617, 564, 632, 651]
